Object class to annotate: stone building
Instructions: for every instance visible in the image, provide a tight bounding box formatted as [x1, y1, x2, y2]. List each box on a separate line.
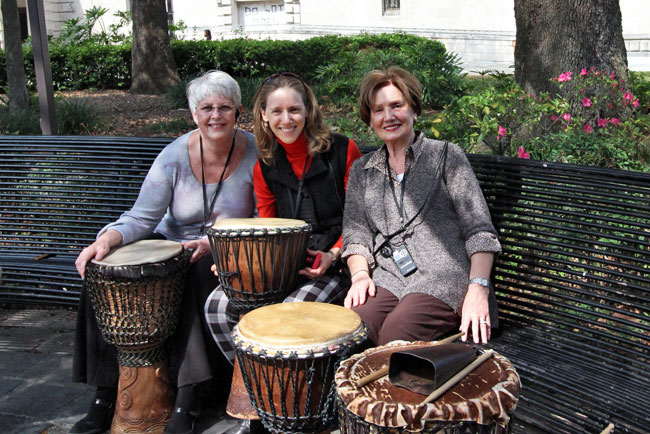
[2, 0, 649, 72]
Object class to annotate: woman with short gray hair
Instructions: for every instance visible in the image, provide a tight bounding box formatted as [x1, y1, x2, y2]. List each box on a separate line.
[72, 70, 258, 434]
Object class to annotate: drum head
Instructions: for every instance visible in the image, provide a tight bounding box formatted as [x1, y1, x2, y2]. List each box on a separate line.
[91, 239, 184, 266]
[211, 217, 309, 233]
[238, 302, 362, 350]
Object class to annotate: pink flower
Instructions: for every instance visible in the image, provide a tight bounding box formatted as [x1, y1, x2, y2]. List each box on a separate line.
[607, 103, 614, 109]
[580, 68, 588, 77]
[583, 124, 593, 133]
[597, 118, 608, 128]
[623, 92, 633, 100]
[550, 115, 559, 121]
[498, 125, 507, 136]
[518, 146, 530, 159]
[579, 88, 585, 94]
[610, 71, 615, 79]
[582, 98, 592, 107]
[557, 72, 573, 82]
[610, 117, 621, 126]
[633, 99, 640, 108]
[562, 113, 571, 122]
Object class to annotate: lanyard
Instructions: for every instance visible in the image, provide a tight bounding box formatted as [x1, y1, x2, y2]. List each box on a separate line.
[292, 154, 312, 219]
[385, 148, 407, 229]
[200, 132, 236, 235]
[374, 141, 448, 257]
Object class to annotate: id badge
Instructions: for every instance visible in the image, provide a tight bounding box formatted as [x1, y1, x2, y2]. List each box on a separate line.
[392, 245, 417, 276]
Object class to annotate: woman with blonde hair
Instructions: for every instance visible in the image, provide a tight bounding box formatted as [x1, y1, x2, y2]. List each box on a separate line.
[205, 72, 361, 434]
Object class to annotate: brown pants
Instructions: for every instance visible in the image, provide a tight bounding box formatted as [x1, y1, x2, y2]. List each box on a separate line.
[352, 286, 461, 346]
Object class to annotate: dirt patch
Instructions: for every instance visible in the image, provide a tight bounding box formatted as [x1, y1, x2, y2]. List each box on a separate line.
[59, 89, 255, 137]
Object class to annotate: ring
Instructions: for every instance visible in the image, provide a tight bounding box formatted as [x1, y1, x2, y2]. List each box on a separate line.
[479, 320, 489, 325]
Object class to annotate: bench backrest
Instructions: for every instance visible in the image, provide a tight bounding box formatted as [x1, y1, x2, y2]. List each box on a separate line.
[468, 154, 650, 371]
[0, 136, 172, 304]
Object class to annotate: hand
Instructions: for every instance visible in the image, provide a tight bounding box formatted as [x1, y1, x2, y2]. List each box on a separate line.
[181, 238, 212, 264]
[459, 283, 491, 344]
[298, 249, 331, 279]
[75, 230, 122, 279]
[344, 270, 375, 308]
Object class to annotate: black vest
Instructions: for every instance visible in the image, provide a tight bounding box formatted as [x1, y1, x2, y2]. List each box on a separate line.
[260, 133, 349, 251]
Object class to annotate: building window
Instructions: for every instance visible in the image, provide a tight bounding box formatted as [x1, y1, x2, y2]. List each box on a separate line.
[383, 0, 400, 15]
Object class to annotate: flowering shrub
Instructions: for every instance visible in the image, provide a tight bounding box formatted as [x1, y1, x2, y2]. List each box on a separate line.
[436, 68, 649, 171]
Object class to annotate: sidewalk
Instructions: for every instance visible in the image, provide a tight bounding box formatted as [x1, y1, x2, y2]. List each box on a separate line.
[0, 307, 238, 434]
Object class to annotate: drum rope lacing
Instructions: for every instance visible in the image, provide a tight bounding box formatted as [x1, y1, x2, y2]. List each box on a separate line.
[234, 323, 369, 434]
[207, 225, 311, 311]
[86, 250, 191, 367]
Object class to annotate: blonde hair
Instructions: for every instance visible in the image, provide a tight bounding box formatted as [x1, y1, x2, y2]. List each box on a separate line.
[359, 66, 422, 126]
[253, 73, 331, 164]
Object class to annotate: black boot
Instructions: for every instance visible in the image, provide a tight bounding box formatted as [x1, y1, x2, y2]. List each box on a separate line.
[222, 419, 269, 434]
[164, 384, 200, 434]
[70, 387, 116, 434]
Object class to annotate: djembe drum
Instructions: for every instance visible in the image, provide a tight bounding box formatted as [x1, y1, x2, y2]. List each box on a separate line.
[207, 218, 312, 311]
[335, 341, 521, 434]
[233, 302, 369, 434]
[85, 239, 190, 434]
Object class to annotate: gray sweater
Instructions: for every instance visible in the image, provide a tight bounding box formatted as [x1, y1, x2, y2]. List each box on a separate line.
[100, 129, 258, 243]
[341, 132, 501, 312]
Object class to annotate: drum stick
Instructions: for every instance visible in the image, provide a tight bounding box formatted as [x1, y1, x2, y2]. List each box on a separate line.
[420, 349, 494, 405]
[600, 423, 615, 434]
[353, 332, 463, 389]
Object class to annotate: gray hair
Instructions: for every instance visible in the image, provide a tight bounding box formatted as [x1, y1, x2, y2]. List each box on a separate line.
[186, 70, 241, 113]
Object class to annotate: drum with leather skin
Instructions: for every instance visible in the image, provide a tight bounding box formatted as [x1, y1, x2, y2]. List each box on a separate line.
[207, 218, 312, 311]
[233, 302, 368, 434]
[335, 340, 521, 434]
[86, 239, 190, 434]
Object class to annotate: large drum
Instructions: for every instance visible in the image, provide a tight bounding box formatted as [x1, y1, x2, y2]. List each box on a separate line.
[233, 302, 369, 434]
[85, 239, 190, 434]
[208, 218, 311, 311]
[335, 341, 521, 434]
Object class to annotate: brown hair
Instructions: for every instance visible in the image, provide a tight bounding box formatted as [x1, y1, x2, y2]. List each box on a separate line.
[359, 66, 423, 126]
[253, 73, 331, 164]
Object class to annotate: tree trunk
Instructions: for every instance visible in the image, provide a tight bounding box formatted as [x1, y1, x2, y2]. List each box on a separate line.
[1, 0, 29, 112]
[130, 0, 180, 94]
[514, 0, 628, 96]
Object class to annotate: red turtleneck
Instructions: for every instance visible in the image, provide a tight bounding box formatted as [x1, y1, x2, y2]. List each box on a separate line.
[253, 132, 362, 250]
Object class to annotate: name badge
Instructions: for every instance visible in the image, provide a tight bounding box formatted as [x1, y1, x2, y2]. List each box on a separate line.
[392, 245, 417, 276]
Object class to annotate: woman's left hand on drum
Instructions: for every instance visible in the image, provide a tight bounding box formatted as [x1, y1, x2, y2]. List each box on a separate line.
[182, 239, 211, 264]
[299, 248, 331, 278]
[75, 230, 123, 279]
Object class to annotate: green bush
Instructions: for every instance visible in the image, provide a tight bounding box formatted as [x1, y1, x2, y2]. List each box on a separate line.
[56, 98, 103, 134]
[0, 107, 40, 134]
[314, 33, 464, 109]
[436, 69, 650, 171]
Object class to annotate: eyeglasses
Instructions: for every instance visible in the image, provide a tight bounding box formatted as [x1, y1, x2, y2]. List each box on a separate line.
[198, 104, 235, 115]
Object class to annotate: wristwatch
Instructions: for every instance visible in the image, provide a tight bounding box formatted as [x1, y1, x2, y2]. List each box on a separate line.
[469, 277, 490, 288]
[327, 250, 338, 267]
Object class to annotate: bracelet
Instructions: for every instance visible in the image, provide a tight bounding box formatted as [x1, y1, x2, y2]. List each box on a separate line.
[351, 269, 369, 279]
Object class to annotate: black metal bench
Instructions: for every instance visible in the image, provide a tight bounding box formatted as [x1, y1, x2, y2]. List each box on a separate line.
[467, 155, 649, 434]
[0, 137, 648, 433]
[0, 136, 172, 306]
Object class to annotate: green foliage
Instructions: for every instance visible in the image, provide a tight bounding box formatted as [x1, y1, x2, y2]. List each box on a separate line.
[314, 33, 464, 109]
[56, 98, 103, 134]
[165, 77, 192, 109]
[629, 71, 650, 114]
[142, 119, 193, 136]
[437, 69, 650, 171]
[0, 106, 40, 134]
[55, 7, 131, 46]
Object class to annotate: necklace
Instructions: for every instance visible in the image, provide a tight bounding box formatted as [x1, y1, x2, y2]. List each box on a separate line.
[199, 131, 236, 235]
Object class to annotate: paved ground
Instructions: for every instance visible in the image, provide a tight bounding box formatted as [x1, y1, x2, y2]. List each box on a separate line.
[0, 307, 242, 434]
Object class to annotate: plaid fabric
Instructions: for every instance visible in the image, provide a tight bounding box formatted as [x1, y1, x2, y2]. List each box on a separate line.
[204, 273, 347, 365]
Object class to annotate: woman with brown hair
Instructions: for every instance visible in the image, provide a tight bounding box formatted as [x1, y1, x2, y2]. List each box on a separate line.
[342, 66, 501, 347]
[205, 72, 361, 434]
